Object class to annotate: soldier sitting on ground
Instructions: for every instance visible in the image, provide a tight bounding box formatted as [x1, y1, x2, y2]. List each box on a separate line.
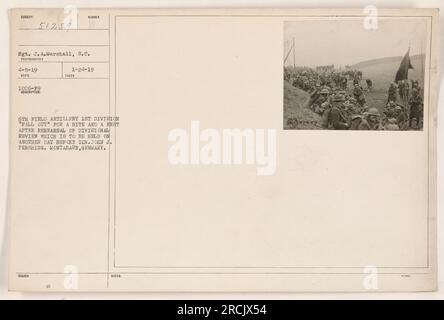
[358, 107, 382, 130]
[328, 94, 349, 130]
[349, 114, 364, 130]
[394, 105, 408, 130]
[384, 118, 400, 131]
[308, 84, 321, 106]
[384, 101, 397, 118]
[312, 88, 330, 114]
[411, 80, 420, 91]
[409, 117, 419, 130]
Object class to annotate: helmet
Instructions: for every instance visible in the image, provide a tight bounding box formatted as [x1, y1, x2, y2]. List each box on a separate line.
[395, 106, 402, 111]
[320, 88, 329, 94]
[385, 123, 399, 130]
[333, 94, 345, 102]
[388, 118, 398, 124]
[368, 107, 380, 116]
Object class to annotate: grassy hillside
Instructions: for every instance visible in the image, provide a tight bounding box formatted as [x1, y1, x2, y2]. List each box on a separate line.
[352, 54, 425, 70]
[283, 81, 322, 129]
[352, 54, 425, 112]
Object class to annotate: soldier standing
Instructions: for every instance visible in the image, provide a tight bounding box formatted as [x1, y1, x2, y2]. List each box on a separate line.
[387, 83, 398, 103]
[398, 80, 405, 98]
[404, 80, 410, 98]
[365, 79, 373, 92]
[353, 83, 365, 107]
[409, 88, 423, 128]
[341, 75, 348, 90]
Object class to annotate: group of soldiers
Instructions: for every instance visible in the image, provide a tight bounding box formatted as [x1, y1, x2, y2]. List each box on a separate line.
[387, 80, 423, 128]
[285, 67, 423, 130]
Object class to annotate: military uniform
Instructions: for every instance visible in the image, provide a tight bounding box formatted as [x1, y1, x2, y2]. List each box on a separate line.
[350, 115, 363, 130]
[366, 79, 373, 92]
[387, 84, 397, 103]
[396, 111, 407, 130]
[357, 118, 380, 130]
[409, 93, 423, 127]
[384, 118, 400, 131]
[358, 108, 381, 130]
[353, 85, 365, 107]
[328, 106, 348, 130]
[398, 81, 405, 98]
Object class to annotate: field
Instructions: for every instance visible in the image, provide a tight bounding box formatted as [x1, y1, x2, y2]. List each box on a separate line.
[283, 81, 322, 129]
[283, 54, 425, 129]
[353, 54, 425, 113]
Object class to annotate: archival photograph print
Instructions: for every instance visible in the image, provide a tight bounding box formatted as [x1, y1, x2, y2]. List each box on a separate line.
[283, 19, 427, 130]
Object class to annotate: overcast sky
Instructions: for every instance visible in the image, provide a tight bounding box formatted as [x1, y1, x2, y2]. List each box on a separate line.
[284, 18, 428, 67]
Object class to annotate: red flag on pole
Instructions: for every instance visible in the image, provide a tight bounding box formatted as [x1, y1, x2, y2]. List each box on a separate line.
[395, 49, 414, 82]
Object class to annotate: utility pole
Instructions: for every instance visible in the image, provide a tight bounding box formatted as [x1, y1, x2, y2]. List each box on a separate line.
[284, 41, 294, 65]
